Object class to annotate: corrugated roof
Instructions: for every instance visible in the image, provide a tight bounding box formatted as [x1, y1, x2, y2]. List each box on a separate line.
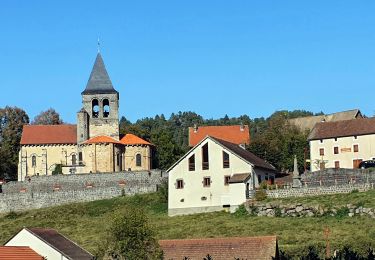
[0, 246, 44, 260]
[26, 228, 94, 260]
[20, 125, 77, 145]
[288, 109, 361, 132]
[84, 135, 121, 144]
[82, 53, 118, 95]
[120, 134, 152, 145]
[159, 236, 278, 260]
[308, 117, 375, 140]
[189, 125, 250, 146]
[211, 137, 277, 172]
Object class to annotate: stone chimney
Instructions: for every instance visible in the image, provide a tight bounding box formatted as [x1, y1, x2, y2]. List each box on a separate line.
[193, 124, 198, 133]
[240, 123, 244, 132]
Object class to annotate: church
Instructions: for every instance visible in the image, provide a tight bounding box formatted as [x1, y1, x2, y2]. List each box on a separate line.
[17, 53, 153, 181]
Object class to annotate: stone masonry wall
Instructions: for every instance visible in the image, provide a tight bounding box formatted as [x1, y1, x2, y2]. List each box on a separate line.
[0, 170, 167, 213]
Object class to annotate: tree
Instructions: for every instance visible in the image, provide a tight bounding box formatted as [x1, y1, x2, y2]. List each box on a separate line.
[32, 108, 63, 125]
[98, 207, 163, 260]
[0, 106, 29, 179]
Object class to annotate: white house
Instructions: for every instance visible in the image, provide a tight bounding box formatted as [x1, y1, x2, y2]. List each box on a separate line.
[5, 227, 94, 260]
[308, 117, 375, 171]
[167, 136, 277, 216]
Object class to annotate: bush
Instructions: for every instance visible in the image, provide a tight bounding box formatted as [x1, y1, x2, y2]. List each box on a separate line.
[52, 164, 62, 175]
[233, 204, 248, 217]
[351, 189, 359, 194]
[259, 180, 268, 190]
[274, 206, 282, 217]
[255, 190, 267, 201]
[335, 207, 349, 219]
[157, 180, 168, 203]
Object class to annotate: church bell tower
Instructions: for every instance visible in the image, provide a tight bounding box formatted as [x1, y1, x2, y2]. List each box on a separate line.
[77, 53, 120, 143]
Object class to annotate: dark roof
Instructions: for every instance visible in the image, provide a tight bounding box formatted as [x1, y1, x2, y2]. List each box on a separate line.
[228, 173, 251, 183]
[82, 53, 118, 95]
[211, 137, 277, 172]
[159, 236, 278, 260]
[308, 117, 375, 140]
[0, 246, 44, 260]
[189, 125, 250, 146]
[26, 228, 93, 260]
[20, 125, 77, 145]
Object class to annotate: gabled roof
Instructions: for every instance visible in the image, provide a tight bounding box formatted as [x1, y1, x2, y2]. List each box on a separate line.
[159, 236, 278, 260]
[288, 109, 362, 132]
[120, 134, 152, 145]
[84, 135, 121, 144]
[308, 117, 375, 140]
[167, 136, 277, 173]
[189, 125, 250, 146]
[82, 53, 118, 95]
[0, 246, 44, 260]
[25, 228, 94, 260]
[20, 125, 77, 145]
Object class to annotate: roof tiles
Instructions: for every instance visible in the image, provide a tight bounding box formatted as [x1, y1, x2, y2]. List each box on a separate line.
[159, 236, 278, 260]
[0, 246, 44, 260]
[20, 125, 77, 145]
[120, 134, 152, 145]
[84, 135, 121, 144]
[189, 125, 250, 146]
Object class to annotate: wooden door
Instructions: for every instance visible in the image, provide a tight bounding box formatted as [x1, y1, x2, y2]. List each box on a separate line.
[353, 159, 363, 169]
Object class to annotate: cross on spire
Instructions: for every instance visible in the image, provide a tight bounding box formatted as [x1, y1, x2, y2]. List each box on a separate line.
[97, 37, 100, 53]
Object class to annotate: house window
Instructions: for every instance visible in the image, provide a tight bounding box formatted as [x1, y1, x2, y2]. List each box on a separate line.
[72, 154, 76, 165]
[269, 175, 275, 185]
[319, 148, 324, 156]
[334, 147, 339, 155]
[224, 176, 230, 186]
[223, 151, 230, 168]
[334, 138, 337, 142]
[176, 179, 184, 189]
[136, 154, 142, 167]
[203, 177, 211, 187]
[78, 152, 83, 165]
[31, 155, 36, 167]
[353, 144, 359, 153]
[202, 143, 209, 170]
[320, 139, 323, 143]
[335, 161, 340, 169]
[257, 175, 262, 185]
[188, 154, 195, 171]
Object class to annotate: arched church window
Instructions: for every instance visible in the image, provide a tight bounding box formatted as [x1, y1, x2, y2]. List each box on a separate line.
[92, 99, 99, 118]
[72, 154, 77, 165]
[136, 154, 142, 167]
[103, 99, 110, 118]
[32, 155, 36, 167]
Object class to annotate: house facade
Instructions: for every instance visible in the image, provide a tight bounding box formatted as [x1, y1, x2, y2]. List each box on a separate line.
[308, 117, 375, 171]
[5, 227, 93, 260]
[168, 136, 277, 216]
[17, 53, 153, 181]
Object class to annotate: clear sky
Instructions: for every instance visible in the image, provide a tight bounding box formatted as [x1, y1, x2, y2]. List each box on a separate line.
[1, 1, 375, 123]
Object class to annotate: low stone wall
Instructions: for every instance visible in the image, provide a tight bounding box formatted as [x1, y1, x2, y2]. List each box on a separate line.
[0, 170, 167, 213]
[266, 183, 373, 199]
[244, 201, 375, 218]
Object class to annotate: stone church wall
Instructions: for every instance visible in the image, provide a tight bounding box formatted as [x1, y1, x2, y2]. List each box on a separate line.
[0, 170, 167, 213]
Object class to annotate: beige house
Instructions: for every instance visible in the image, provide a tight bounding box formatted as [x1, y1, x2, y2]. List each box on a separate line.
[18, 53, 153, 181]
[5, 227, 93, 260]
[308, 117, 375, 171]
[167, 136, 277, 216]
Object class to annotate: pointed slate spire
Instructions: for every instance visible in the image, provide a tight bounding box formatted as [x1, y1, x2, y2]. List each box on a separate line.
[82, 53, 119, 95]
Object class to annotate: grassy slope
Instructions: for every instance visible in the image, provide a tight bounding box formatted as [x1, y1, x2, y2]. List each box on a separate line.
[1, 191, 375, 258]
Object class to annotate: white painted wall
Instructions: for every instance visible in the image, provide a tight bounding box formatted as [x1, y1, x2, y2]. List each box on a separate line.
[310, 134, 375, 171]
[5, 228, 68, 260]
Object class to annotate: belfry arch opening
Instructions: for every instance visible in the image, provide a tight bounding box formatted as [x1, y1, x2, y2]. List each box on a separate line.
[103, 99, 110, 118]
[92, 99, 99, 118]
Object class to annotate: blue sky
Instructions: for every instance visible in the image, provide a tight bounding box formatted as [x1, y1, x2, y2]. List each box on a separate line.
[1, 1, 375, 123]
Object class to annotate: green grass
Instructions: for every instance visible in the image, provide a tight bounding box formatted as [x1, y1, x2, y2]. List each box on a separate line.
[0, 191, 375, 258]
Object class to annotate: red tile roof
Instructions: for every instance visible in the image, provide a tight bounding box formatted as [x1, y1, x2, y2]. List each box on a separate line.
[308, 117, 375, 140]
[0, 246, 44, 260]
[120, 134, 152, 145]
[159, 236, 278, 260]
[189, 125, 250, 146]
[84, 135, 121, 144]
[20, 125, 77, 145]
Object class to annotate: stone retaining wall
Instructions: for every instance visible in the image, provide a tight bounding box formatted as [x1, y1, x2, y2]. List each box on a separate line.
[266, 183, 373, 198]
[0, 170, 167, 213]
